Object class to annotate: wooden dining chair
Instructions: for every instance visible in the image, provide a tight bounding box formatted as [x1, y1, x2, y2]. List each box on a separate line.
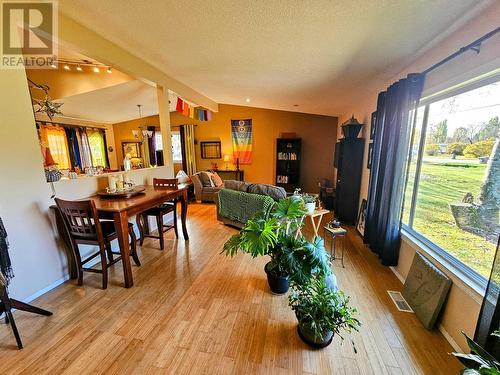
[136, 178, 179, 250]
[55, 198, 141, 289]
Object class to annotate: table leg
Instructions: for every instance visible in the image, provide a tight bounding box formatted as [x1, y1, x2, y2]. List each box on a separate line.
[114, 211, 134, 288]
[180, 190, 189, 240]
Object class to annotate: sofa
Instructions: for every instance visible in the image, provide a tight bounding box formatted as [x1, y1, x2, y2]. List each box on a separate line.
[191, 171, 224, 202]
[216, 180, 287, 228]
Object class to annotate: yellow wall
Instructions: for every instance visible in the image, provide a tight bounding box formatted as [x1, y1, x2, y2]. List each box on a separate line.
[170, 104, 338, 193]
[113, 115, 160, 167]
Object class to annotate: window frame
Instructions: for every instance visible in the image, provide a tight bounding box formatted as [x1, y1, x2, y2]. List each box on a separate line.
[402, 76, 500, 293]
[171, 131, 182, 163]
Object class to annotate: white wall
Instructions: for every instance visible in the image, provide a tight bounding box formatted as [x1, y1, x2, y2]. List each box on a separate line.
[336, 3, 500, 350]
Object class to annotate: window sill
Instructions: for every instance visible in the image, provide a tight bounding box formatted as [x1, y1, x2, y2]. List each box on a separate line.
[400, 228, 486, 303]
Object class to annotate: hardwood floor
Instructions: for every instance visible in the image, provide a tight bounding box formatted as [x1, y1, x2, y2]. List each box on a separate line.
[0, 203, 462, 374]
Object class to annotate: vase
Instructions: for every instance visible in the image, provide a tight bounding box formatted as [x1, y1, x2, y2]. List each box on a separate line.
[306, 202, 316, 213]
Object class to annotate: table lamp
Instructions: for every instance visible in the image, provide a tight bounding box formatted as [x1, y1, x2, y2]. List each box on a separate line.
[223, 154, 230, 170]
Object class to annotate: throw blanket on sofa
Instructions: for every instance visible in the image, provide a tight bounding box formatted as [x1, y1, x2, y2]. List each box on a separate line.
[218, 188, 275, 224]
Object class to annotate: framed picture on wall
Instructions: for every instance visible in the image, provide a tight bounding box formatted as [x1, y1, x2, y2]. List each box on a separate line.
[200, 141, 222, 159]
[356, 199, 367, 237]
[122, 141, 142, 158]
[370, 111, 377, 139]
[367, 143, 373, 169]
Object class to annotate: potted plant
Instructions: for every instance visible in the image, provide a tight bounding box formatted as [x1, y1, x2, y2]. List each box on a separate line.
[223, 196, 331, 294]
[302, 193, 316, 213]
[289, 276, 361, 348]
[452, 330, 499, 374]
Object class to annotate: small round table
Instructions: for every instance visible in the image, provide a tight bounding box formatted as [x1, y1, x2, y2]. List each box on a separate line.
[323, 226, 347, 267]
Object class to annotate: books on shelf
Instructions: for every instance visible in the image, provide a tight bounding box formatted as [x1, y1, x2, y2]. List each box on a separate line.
[277, 152, 297, 161]
[276, 175, 289, 184]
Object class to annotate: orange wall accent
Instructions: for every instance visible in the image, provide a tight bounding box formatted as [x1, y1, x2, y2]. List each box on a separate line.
[170, 104, 338, 192]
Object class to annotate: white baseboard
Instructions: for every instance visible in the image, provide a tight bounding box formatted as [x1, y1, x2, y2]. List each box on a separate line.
[438, 325, 462, 352]
[389, 266, 405, 284]
[388, 266, 463, 352]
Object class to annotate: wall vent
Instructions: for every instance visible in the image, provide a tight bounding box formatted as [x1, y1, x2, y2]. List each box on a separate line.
[387, 290, 413, 312]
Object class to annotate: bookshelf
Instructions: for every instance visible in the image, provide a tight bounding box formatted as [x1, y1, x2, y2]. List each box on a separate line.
[275, 138, 301, 192]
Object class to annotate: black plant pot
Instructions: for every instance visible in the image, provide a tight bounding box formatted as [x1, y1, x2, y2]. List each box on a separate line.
[264, 262, 289, 295]
[297, 322, 334, 348]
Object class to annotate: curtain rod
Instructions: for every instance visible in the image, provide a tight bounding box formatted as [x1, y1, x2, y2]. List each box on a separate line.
[36, 119, 107, 131]
[422, 27, 500, 75]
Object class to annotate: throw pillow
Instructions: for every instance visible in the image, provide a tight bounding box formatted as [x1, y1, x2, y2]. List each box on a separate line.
[205, 172, 216, 187]
[211, 172, 224, 187]
[198, 171, 213, 187]
[224, 180, 250, 192]
[248, 184, 287, 201]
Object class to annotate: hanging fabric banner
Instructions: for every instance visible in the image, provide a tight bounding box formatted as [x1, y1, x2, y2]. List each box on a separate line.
[176, 95, 212, 121]
[231, 119, 252, 164]
[176, 98, 183, 112]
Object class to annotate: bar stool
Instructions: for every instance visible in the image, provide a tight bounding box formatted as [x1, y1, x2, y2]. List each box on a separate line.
[136, 178, 178, 250]
[55, 198, 141, 289]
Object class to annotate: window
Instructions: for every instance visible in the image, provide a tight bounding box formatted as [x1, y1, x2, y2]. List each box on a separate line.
[171, 131, 182, 162]
[403, 80, 500, 282]
[39, 125, 71, 169]
[86, 129, 108, 167]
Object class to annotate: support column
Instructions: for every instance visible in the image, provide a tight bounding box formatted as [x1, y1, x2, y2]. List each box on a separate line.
[156, 85, 174, 177]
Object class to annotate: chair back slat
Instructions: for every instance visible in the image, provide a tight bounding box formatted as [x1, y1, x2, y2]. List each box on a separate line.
[55, 198, 103, 240]
[153, 178, 178, 188]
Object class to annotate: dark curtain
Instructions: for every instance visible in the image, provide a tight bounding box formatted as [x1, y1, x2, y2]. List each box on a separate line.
[475, 235, 500, 360]
[65, 127, 81, 170]
[100, 129, 110, 168]
[0, 217, 13, 286]
[179, 126, 188, 172]
[147, 126, 156, 165]
[365, 73, 425, 266]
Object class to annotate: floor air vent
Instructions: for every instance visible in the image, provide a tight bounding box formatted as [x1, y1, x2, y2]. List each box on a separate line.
[387, 291, 413, 312]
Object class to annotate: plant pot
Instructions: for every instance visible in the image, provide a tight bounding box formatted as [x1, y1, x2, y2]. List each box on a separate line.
[297, 322, 334, 348]
[305, 202, 316, 213]
[264, 262, 289, 295]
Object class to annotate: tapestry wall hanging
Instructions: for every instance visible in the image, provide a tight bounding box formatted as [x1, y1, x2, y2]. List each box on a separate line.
[231, 119, 253, 164]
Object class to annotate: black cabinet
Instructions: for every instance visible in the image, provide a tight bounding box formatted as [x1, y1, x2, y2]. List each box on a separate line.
[334, 138, 364, 224]
[275, 138, 301, 192]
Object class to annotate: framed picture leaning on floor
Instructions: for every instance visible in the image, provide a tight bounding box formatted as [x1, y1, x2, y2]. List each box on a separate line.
[356, 199, 367, 237]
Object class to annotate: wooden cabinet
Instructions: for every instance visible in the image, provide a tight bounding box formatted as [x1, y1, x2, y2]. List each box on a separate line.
[334, 138, 364, 224]
[275, 138, 301, 193]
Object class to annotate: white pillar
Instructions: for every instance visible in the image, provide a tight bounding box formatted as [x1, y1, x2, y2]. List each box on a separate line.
[156, 85, 174, 177]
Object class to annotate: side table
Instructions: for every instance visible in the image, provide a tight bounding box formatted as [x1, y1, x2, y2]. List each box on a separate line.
[323, 226, 347, 267]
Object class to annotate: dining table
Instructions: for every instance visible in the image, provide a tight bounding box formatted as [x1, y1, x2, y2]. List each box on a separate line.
[89, 184, 190, 288]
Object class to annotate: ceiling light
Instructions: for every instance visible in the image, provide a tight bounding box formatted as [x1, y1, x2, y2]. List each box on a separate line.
[245, 98, 251, 103]
[106, 67, 112, 74]
[93, 66, 100, 73]
[76, 64, 82, 71]
[63, 64, 70, 70]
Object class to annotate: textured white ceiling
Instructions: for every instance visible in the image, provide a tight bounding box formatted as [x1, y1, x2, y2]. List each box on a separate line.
[59, 0, 492, 116]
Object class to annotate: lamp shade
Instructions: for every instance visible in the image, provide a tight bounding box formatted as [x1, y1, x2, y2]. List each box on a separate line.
[223, 154, 230, 162]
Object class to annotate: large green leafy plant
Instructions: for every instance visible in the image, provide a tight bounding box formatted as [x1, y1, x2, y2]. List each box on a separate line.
[289, 276, 361, 349]
[452, 330, 500, 374]
[223, 196, 331, 283]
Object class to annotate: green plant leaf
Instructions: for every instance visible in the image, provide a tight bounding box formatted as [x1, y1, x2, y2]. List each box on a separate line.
[463, 332, 500, 366]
